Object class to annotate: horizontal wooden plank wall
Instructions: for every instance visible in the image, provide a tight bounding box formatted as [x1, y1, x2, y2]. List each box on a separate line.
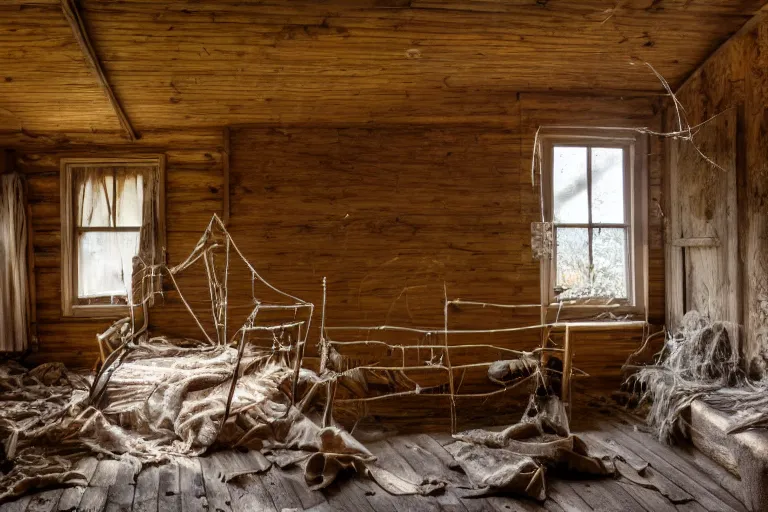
[1, 95, 662, 398]
[9, 129, 225, 366]
[670, 12, 768, 376]
[520, 93, 666, 325]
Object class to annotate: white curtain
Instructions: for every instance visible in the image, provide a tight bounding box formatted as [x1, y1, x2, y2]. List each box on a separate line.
[72, 166, 161, 306]
[74, 168, 144, 300]
[0, 173, 29, 352]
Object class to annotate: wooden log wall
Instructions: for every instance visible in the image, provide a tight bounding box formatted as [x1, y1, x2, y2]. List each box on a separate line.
[669, 12, 768, 376]
[1, 94, 664, 396]
[9, 129, 225, 365]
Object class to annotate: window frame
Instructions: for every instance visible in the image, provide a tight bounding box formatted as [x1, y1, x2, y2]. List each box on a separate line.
[60, 156, 165, 318]
[539, 130, 647, 312]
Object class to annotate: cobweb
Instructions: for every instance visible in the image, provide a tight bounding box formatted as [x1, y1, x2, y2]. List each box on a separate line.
[93, 214, 570, 436]
[633, 311, 768, 443]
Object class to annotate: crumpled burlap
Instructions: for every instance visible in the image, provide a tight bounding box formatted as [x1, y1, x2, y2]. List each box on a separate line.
[0, 338, 435, 502]
[446, 396, 615, 500]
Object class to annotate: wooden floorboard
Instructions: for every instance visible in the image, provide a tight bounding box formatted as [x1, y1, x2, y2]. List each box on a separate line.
[178, 458, 206, 512]
[57, 457, 99, 512]
[546, 480, 592, 512]
[0, 496, 31, 512]
[75, 487, 108, 512]
[602, 419, 745, 512]
[104, 484, 134, 512]
[2, 408, 751, 512]
[156, 463, 181, 512]
[228, 474, 276, 512]
[131, 466, 159, 512]
[199, 457, 233, 512]
[25, 489, 62, 512]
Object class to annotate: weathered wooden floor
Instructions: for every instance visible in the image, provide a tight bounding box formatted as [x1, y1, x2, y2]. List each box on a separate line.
[0, 404, 748, 512]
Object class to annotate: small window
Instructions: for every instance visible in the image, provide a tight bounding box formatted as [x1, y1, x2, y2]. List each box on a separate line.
[61, 157, 165, 317]
[541, 133, 646, 308]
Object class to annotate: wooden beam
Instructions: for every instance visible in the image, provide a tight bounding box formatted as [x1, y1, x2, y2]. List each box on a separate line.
[562, 324, 572, 419]
[670, 237, 721, 248]
[222, 127, 231, 225]
[665, 117, 685, 331]
[60, 0, 138, 141]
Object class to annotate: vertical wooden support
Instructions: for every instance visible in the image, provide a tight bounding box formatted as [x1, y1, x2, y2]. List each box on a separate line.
[322, 380, 337, 428]
[725, 108, 743, 348]
[664, 122, 685, 330]
[562, 324, 573, 418]
[222, 127, 231, 225]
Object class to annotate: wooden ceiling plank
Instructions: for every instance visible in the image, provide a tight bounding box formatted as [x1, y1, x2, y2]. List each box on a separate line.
[60, 0, 138, 140]
[676, 2, 768, 93]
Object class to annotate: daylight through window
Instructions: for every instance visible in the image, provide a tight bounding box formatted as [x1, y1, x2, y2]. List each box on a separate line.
[75, 168, 144, 302]
[550, 144, 631, 302]
[61, 157, 164, 317]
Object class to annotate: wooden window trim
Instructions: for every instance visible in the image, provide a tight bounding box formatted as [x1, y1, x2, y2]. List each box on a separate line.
[60, 156, 165, 318]
[539, 129, 648, 315]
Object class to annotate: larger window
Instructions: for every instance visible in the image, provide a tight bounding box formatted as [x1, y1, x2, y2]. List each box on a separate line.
[61, 157, 164, 317]
[541, 133, 646, 308]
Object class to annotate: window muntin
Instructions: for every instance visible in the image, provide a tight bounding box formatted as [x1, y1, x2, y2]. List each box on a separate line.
[550, 144, 631, 303]
[74, 167, 145, 303]
[61, 157, 163, 317]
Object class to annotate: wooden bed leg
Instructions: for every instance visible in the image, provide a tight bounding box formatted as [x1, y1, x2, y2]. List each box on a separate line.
[562, 324, 573, 419]
[323, 379, 337, 428]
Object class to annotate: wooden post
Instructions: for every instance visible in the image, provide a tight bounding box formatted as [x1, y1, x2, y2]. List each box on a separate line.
[664, 123, 685, 331]
[562, 324, 573, 418]
[323, 380, 337, 428]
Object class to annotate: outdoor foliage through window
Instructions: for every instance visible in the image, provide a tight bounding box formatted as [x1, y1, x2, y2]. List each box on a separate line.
[552, 146, 628, 301]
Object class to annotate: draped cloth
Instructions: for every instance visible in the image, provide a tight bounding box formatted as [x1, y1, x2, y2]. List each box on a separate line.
[0, 173, 29, 353]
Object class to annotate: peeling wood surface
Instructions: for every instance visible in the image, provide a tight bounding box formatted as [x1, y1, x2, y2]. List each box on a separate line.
[670, 14, 768, 371]
[670, 109, 738, 324]
[0, 405, 748, 512]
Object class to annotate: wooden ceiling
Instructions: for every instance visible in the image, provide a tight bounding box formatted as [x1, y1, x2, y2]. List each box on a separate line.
[1, 0, 765, 134]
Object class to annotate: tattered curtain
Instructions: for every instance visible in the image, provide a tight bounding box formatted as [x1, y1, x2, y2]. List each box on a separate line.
[72, 165, 162, 305]
[0, 173, 29, 352]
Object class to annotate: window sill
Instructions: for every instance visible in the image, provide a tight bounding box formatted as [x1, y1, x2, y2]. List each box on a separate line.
[547, 320, 647, 329]
[544, 304, 646, 323]
[63, 304, 130, 319]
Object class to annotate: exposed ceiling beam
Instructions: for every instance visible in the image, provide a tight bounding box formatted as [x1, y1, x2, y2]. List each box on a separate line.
[60, 0, 138, 141]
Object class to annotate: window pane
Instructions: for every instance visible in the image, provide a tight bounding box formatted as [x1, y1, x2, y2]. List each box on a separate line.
[593, 227, 628, 299]
[591, 148, 625, 223]
[77, 231, 140, 298]
[75, 169, 114, 227]
[116, 171, 144, 227]
[555, 227, 590, 299]
[553, 146, 588, 223]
